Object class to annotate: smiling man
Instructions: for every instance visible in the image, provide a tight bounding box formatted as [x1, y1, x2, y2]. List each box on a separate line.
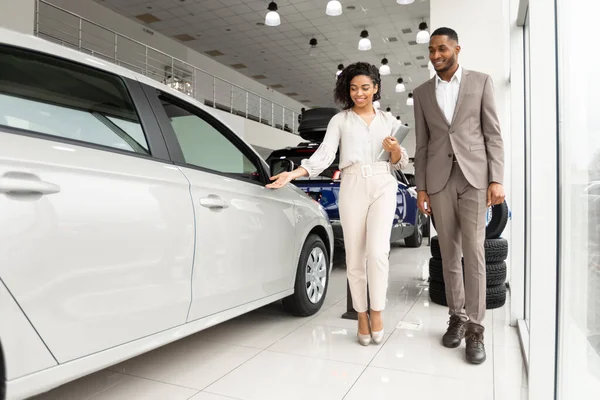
[412, 27, 505, 364]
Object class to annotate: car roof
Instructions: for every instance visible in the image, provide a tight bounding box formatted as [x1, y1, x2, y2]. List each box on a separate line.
[0, 27, 247, 147]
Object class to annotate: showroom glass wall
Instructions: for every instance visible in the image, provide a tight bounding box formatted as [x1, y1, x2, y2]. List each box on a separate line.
[519, 0, 600, 398]
[555, 0, 600, 397]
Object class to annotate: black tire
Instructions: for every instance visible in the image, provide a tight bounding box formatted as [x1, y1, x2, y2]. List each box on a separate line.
[429, 258, 506, 286]
[422, 215, 431, 238]
[430, 235, 508, 263]
[428, 258, 445, 283]
[428, 280, 507, 310]
[486, 261, 507, 286]
[485, 238, 508, 262]
[431, 202, 510, 240]
[431, 236, 442, 260]
[283, 234, 330, 316]
[486, 201, 509, 239]
[404, 214, 423, 248]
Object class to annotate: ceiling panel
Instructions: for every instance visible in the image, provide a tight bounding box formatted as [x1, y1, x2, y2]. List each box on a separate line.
[94, 0, 432, 123]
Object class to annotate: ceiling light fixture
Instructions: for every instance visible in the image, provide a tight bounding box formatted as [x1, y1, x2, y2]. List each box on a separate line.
[373, 100, 381, 109]
[336, 63, 344, 78]
[326, 1, 343, 16]
[265, 2, 281, 27]
[358, 29, 371, 51]
[379, 58, 391, 75]
[309, 38, 318, 56]
[406, 92, 414, 106]
[395, 78, 406, 93]
[397, 0, 415, 4]
[416, 21, 430, 44]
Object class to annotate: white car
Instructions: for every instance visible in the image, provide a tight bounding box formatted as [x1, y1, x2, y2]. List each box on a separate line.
[0, 28, 333, 400]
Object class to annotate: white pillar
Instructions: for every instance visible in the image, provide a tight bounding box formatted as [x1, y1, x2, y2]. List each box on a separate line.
[0, 0, 36, 34]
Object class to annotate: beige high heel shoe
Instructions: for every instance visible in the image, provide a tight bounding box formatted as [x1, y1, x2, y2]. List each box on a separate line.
[357, 332, 372, 346]
[370, 312, 384, 345]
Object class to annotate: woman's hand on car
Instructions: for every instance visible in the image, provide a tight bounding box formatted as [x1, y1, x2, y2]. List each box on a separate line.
[266, 171, 294, 189]
[266, 167, 309, 189]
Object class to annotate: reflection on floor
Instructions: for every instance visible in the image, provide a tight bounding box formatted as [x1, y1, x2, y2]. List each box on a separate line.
[33, 242, 528, 400]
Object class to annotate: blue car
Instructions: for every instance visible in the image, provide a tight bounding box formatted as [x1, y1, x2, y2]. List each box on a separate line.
[267, 142, 425, 248]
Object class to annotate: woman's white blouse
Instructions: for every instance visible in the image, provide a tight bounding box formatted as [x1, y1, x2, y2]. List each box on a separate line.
[301, 109, 409, 177]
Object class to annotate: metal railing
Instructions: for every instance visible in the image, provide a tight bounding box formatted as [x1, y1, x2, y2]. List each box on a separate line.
[33, 0, 299, 134]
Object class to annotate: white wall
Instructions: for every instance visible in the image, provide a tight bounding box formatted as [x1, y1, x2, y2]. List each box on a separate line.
[0, 0, 35, 34]
[37, 0, 305, 115]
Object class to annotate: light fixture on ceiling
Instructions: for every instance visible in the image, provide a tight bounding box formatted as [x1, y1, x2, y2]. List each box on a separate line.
[397, 0, 415, 4]
[379, 58, 391, 75]
[406, 92, 414, 106]
[385, 107, 391, 113]
[373, 100, 381, 109]
[336, 63, 344, 78]
[395, 78, 406, 93]
[358, 30, 371, 51]
[326, 1, 343, 16]
[265, 2, 281, 27]
[416, 21, 430, 44]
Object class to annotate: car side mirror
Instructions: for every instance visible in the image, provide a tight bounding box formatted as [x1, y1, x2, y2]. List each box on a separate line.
[269, 159, 295, 175]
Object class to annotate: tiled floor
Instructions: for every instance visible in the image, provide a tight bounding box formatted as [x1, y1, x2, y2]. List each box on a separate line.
[33, 241, 528, 400]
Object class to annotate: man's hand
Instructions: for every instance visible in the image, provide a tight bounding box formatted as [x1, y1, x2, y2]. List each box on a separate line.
[487, 182, 505, 207]
[417, 190, 432, 215]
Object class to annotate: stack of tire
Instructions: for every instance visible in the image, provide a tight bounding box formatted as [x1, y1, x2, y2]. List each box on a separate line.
[428, 201, 510, 310]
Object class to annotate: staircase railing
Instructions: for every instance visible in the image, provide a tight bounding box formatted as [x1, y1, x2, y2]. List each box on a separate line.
[33, 0, 299, 134]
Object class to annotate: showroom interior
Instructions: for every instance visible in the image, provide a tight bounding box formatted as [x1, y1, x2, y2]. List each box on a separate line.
[0, 0, 597, 399]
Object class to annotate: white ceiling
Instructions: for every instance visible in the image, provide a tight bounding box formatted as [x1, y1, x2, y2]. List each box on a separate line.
[94, 0, 431, 124]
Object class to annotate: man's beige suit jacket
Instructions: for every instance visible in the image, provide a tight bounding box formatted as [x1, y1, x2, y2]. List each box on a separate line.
[413, 69, 504, 195]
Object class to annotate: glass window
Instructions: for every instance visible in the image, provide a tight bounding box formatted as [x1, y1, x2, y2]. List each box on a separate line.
[0, 45, 148, 154]
[159, 96, 260, 181]
[556, 0, 600, 396]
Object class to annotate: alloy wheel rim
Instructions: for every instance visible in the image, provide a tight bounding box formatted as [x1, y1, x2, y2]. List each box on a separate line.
[305, 247, 327, 304]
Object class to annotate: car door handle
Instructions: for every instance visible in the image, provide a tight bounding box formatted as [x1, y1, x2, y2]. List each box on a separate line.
[0, 176, 61, 195]
[199, 195, 229, 209]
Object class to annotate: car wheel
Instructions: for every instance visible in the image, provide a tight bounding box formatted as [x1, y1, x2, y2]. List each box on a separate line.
[404, 214, 423, 248]
[283, 234, 329, 316]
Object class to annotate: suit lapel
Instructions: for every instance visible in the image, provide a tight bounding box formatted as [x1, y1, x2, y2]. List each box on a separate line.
[450, 69, 469, 127]
[427, 77, 449, 126]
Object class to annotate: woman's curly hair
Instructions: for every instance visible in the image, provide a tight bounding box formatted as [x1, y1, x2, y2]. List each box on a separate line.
[334, 62, 382, 110]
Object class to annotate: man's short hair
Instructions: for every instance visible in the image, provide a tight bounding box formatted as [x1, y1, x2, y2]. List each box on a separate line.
[431, 27, 459, 43]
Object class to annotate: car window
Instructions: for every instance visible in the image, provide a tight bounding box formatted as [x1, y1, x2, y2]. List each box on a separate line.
[159, 96, 261, 181]
[0, 45, 149, 154]
[268, 150, 340, 181]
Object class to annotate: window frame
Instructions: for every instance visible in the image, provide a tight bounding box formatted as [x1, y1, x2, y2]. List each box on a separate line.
[0, 45, 171, 163]
[143, 85, 270, 186]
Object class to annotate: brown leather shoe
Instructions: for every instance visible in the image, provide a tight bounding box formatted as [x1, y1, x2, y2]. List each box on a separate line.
[465, 323, 486, 364]
[442, 315, 466, 348]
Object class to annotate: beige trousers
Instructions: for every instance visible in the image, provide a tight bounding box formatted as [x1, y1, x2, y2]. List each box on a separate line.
[338, 162, 397, 313]
[429, 161, 487, 324]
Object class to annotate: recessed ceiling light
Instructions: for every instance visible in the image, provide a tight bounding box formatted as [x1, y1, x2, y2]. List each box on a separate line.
[388, 37, 398, 42]
[346, 5, 356, 10]
[256, 22, 265, 26]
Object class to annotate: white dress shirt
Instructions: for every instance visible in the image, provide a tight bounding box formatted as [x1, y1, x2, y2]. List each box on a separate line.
[435, 65, 462, 124]
[300, 109, 409, 177]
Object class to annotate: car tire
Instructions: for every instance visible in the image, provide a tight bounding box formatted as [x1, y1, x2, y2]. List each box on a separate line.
[486, 201, 509, 239]
[430, 236, 442, 260]
[431, 201, 510, 240]
[404, 214, 423, 248]
[430, 236, 508, 263]
[283, 234, 329, 316]
[429, 280, 507, 310]
[428, 258, 507, 286]
[422, 215, 431, 238]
